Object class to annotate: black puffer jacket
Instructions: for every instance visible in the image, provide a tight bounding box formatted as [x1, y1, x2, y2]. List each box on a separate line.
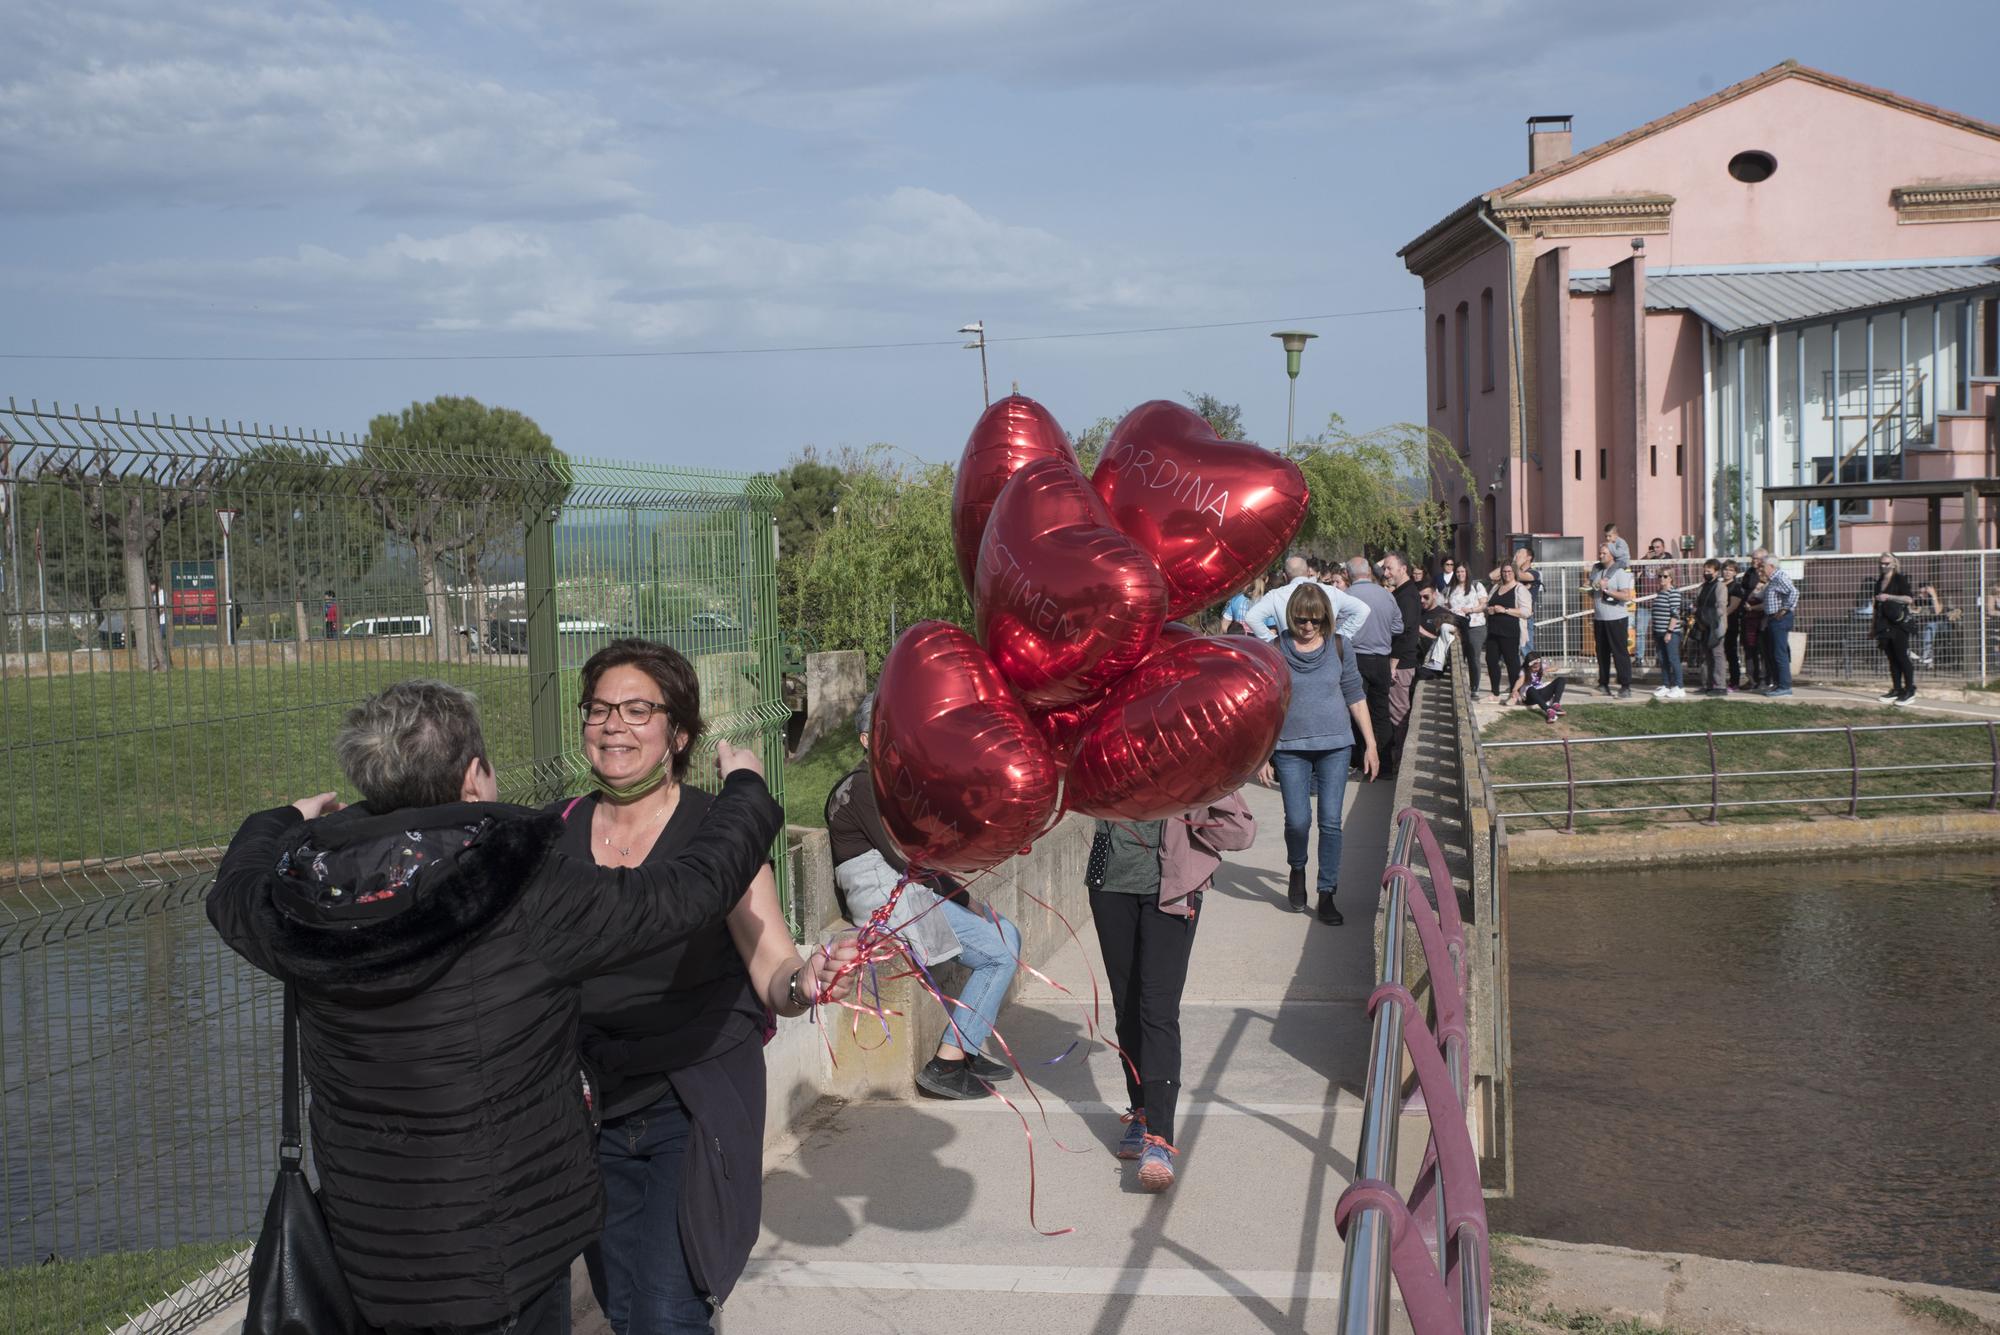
[207, 772, 782, 1330]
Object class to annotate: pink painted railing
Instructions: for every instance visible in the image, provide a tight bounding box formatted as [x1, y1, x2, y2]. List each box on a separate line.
[1333, 807, 1490, 1335]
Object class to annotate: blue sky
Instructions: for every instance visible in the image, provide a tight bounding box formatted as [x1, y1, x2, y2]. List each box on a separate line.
[3, 0, 1995, 473]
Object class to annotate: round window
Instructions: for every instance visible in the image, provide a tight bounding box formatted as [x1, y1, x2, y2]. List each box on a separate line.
[1728, 150, 1777, 184]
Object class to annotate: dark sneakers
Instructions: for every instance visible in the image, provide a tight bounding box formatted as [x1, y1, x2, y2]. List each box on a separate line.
[966, 1051, 1014, 1082]
[1316, 892, 1343, 926]
[916, 1056, 989, 1100]
[1287, 866, 1307, 913]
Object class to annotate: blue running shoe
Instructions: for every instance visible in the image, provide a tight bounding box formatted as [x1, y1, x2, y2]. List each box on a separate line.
[1116, 1110, 1148, 1160]
[1137, 1134, 1177, 1192]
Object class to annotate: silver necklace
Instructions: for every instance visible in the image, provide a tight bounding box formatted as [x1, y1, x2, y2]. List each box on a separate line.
[598, 803, 670, 858]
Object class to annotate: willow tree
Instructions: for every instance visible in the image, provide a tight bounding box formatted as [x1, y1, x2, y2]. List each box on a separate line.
[1286, 415, 1470, 566]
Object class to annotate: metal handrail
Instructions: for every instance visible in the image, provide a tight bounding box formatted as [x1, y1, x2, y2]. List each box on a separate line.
[1335, 808, 1489, 1335]
[1485, 718, 2000, 828]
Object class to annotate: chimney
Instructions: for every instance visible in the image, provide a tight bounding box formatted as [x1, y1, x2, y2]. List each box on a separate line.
[1528, 115, 1573, 173]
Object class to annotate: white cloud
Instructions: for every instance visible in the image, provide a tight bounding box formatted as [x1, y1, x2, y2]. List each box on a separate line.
[81, 188, 1213, 342]
[0, 0, 643, 214]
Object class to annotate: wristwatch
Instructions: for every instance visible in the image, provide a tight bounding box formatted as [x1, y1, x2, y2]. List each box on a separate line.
[787, 965, 810, 1013]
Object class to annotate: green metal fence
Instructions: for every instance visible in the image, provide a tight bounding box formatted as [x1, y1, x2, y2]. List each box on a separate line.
[0, 399, 786, 1333]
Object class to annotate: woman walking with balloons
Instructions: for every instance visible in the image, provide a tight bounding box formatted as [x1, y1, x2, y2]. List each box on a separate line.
[1258, 583, 1380, 925]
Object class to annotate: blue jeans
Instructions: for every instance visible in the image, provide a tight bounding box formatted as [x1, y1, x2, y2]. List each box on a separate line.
[1767, 612, 1794, 689]
[1271, 747, 1352, 894]
[1635, 605, 1652, 664]
[589, 1090, 711, 1335]
[1655, 630, 1682, 688]
[936, 898, 1021, 1054]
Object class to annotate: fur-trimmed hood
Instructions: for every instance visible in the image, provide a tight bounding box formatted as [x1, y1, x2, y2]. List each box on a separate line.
[251, 801, 563, 1006]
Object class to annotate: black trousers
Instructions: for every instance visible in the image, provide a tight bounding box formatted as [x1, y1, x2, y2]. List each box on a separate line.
[380, 1275, 570, 1335]
[1880, 623, 1914, 696]
[1485, 634, 1521, 698]
[1355, 653, 1393, 762]
[1090, 889, 1200, 1147]
[1593, 619, 1632, 689]
[1524, 679, 1566, 710]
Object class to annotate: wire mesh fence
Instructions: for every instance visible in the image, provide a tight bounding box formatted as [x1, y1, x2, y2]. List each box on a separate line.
[1517, 550, 2000, 689]
[0, 400, 785, 1333]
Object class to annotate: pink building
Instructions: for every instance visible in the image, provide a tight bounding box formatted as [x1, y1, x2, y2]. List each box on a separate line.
[1399, 62, 2000, 563]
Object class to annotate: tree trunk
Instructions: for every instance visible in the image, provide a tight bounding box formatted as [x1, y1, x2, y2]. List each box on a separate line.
[468, 560, 488, 656]
[122, 493, 163, 671]
[418, 545, 453, 662]
[292, 597, 311, 645]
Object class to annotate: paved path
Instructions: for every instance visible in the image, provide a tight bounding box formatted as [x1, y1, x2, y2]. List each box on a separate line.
[721, 775, 1398, 1335]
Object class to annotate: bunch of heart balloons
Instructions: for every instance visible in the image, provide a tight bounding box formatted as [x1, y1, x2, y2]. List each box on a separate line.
[868, 394, 1310, 874]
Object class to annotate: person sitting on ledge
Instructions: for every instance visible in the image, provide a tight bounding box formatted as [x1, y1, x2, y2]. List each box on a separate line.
[826, 692, 1024, 1101]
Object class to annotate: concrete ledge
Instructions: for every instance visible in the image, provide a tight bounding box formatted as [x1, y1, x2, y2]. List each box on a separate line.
[1499, 1234, 2000, 1335]
[1507, 809, 2000, 871]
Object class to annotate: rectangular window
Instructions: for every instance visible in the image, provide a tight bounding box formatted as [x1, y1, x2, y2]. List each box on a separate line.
[1573, 450, 1582, 481]
[1435, 315, 1447, 409]
[1649, 445, 1658, 477]
[1481, 289, 1496, 392]
[1676, 444, 1684, 476]
[1599, 449, 1607, 480]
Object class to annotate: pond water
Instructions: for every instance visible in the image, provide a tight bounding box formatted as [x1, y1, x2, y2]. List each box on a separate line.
[1489, 852, 2000, 1291]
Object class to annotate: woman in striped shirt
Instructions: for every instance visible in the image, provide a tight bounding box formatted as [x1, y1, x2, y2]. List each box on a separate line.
[1650, 568, 1685, 699]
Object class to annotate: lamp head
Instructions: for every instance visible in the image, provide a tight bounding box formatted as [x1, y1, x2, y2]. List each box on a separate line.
[1271, 329, 1317, 379]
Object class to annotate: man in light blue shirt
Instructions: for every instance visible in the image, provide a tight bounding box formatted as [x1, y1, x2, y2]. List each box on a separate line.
[1247, 556, 1369, 644]
[1759, 556, 1799, 695]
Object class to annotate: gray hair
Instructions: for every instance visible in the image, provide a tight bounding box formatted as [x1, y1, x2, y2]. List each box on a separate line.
[855, 691, 876, 737]
[1345, 556, 1373, 582]
[335, 679, 489, 810]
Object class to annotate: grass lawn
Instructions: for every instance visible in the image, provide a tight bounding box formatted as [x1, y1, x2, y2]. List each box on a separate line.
[1, 1241, 243, 1335]
[0, 660, 541, 875]
[1481, 699, 1999, 832]
[783, 731, 865, 829]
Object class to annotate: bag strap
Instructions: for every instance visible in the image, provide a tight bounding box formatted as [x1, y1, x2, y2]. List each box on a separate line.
[280, 981, 303, 1161]
[560, 795, 586, 824]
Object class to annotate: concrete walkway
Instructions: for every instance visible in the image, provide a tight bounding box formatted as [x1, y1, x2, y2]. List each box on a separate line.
[720, 774, 1398, 1335]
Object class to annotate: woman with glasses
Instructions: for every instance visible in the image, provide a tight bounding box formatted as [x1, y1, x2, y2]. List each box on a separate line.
[1483, 563, 1529, 701]
[1256, 583, 1380, 925]
[550, 638, 859, 1334]
[1871, 553, 1917, 705]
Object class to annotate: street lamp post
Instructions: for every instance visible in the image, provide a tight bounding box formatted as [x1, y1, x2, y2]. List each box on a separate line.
[1271, 330, 1318, 451]
[960, 321, 989, 407]
[216, 508, 240, 646]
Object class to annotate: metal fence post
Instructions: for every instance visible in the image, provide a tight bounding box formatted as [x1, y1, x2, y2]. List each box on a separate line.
[1983, 552, 1990, 687]
[1561, 737, 1576, 834]
[1705, 731, 1720, 826]
[526, 498, 564, 788]
[1845, 725, 1860, 819]
[1988, 722, 1999, 813]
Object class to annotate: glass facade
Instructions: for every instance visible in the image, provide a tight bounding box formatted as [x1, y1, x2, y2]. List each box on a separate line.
[1716, 298, 1979, 555]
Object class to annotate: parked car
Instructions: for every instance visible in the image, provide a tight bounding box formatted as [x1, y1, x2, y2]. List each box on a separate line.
[685, 611, 741, 632]
[346, 615, 432, 639]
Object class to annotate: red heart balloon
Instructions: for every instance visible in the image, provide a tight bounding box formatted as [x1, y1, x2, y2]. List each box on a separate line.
[1091, 400, 1308, 620]
[951, 395, 1079, 597]
[869, 621, 1060, 874]
[975, 458, 1168, 710]
[1027, 622, 1198, 775]
[1066, 635, 1290, 820]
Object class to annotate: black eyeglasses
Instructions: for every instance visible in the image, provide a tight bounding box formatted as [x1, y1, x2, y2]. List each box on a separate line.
[580, 698, 669, 726]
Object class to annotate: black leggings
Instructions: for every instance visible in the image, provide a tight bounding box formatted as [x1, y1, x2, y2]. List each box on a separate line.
[1524, 679, 1566, 711]
[1880, 623, 1914, 696]
[1486, 634, 1521, 698]
[1089, 889, 1200, 1147]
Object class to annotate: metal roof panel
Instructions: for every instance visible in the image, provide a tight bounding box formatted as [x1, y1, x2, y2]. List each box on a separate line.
[1567, 261, 2000, 333]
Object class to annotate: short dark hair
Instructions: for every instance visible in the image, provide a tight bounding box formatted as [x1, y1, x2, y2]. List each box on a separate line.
[1603, 522, 1618, 534]
[1704, 558, 1721, 573]
[578, 638, 706, 782]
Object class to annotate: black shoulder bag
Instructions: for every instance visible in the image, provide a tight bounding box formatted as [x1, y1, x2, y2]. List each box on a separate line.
[243, 983, 365, 1335]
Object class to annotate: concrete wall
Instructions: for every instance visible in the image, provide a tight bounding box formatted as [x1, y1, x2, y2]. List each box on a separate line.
[1422, 239, 1515, 565]
[763, 812, 1095, 1152]
[789, 650, 866, 759]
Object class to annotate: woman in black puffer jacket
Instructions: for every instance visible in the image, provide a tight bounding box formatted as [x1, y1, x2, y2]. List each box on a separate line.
[208, 680, 782, 1335]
